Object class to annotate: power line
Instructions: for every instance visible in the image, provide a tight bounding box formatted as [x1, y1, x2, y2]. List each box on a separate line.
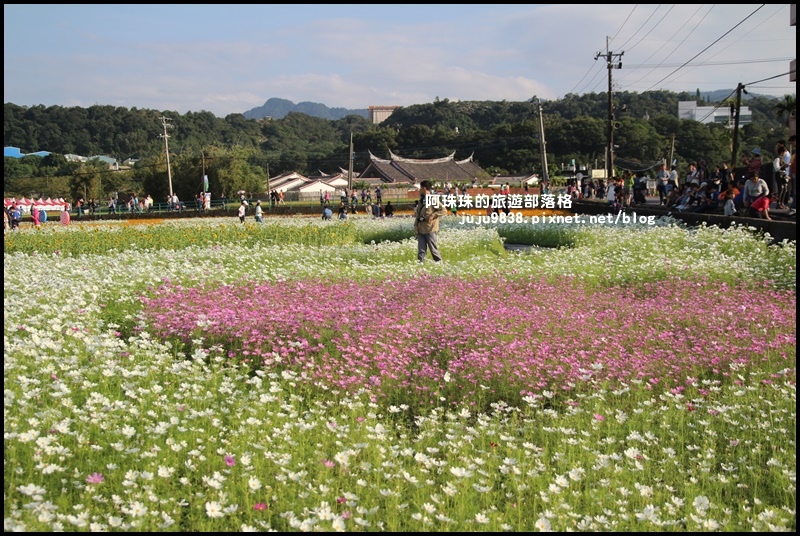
[625, 57, 793, 68]
[621, 4, 712, 91]
[611, 4, 663, 54]
[667, 6, 783, 69]
[695, 88, 738, 123]
[608, 4, 640, 50]
[643, 4, 766, 92]
[694, 69, 796, 124]
[584, 4, 677, 94]
[745, 69, 797, 87]
[586, 6, 679, 95]
[570, 4, 652, 93]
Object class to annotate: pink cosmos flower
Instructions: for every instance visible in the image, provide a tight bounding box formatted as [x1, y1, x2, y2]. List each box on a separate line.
[141, 276, 796, 402]
[593, 413, 605, 421]
[86, 472, 104, 484]
[224, 455, 236, 467]
[322, 459, 336, 468]
[253, 503, 268, 511]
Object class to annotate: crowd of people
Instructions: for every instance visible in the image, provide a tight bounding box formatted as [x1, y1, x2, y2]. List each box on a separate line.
[6, 138, 796, 232]
[316, 186, 399, 220]
[574, 137, 796, 220]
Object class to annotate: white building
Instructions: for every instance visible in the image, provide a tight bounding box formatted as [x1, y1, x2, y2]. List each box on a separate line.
[368, 106, 400, 124]
[678, 101, 751, 126]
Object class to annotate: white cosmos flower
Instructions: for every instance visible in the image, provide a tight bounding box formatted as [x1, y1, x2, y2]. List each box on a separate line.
[333, 451, 350, 466]
[635, 504, 659, 522]
[402, 471, 419, 484]
[126, 501, 148, 517]
[450, 467, 473, 478]
[624, 447, 640, 459]
[248, 476, 262, 491]
[157, 466, 173, 478]
[535, 517, 552, 531]
[205, 501, 224, 518]
[18, 484, 46, 497]
[442, 482, 458, 497]
[475, 513, 489, 524]
[693, 495, 710, 512]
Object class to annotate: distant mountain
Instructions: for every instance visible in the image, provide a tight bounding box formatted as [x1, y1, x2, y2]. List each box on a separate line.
[243, 98, 368, 120]
[698, 89, 782, 102]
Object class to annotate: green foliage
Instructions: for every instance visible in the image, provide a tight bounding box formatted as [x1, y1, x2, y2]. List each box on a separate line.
[772, 95, 796, 127]
[4, 90, 791, 200]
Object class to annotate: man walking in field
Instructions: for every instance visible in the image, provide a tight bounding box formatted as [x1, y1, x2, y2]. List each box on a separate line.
[413, 180, 448, 263]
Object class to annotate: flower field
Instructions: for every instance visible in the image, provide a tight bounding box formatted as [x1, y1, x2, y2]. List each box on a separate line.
[4, 215, 796, 531]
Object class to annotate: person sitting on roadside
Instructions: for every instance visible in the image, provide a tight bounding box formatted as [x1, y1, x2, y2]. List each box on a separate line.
[664, 184, 684, 208]
[742, 171, 769, 212]
[748, 193, 775, 220]
[690, 183, 717, 213]
[675, 184, 698, 212]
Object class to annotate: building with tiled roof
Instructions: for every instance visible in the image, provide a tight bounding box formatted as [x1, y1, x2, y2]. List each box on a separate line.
[358, 151, 492, 187]
[266, 172, 310, 192]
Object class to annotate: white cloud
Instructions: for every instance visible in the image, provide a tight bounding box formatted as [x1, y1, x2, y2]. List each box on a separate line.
[4, 4, 795, 117]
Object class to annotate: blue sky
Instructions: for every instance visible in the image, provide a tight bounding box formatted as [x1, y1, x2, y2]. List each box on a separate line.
[4, 4, 796, 117]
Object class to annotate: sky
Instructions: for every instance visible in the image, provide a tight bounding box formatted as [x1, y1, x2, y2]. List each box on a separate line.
[4, 4, 796, 118]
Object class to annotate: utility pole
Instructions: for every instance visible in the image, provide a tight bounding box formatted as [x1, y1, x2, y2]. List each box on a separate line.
[159, 116, 174, 198]
[595, 38, 623, 180]
[534, 98, 549, 185]
[669, 134, 676, 168]
[348, 131, 354, 192]
[730, 83, 744, 171]
[266, 161, 270, 195]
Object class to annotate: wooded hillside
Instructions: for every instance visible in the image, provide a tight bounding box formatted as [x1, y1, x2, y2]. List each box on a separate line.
[4, 90, 793, 202]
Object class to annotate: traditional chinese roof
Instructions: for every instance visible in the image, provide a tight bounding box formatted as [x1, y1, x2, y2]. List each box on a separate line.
[358, 151, 491, 185]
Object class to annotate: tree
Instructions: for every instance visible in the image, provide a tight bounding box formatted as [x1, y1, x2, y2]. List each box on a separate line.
[138, 153, 171, 203]
[547, 116, 606, 163]
[68, 160, 104, 203]
[613, 117, 667, 165]
[210, 146, 265, 198]
[773, 95, 796, 128]
[354, 127, 397, 162]
[4, 91, 794, 192]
